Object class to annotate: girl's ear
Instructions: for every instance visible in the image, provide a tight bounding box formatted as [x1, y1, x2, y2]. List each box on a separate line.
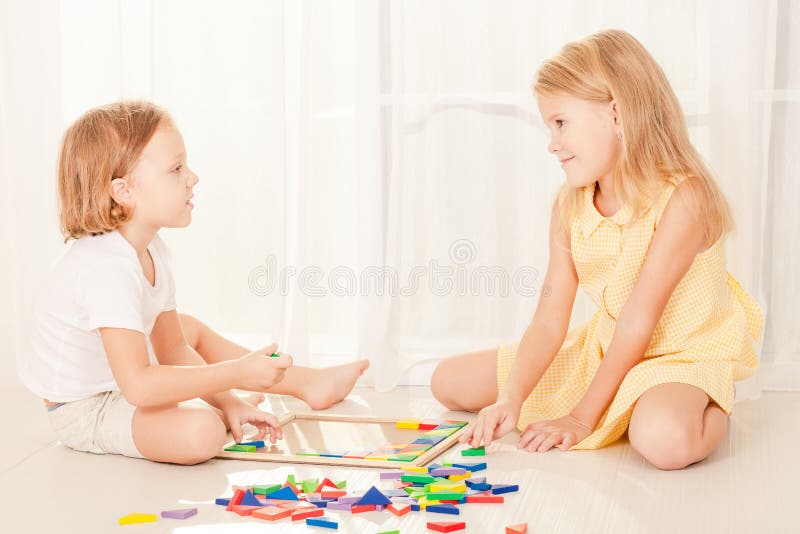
[110, 177, 134, 207]
[610, 100, 623, 136]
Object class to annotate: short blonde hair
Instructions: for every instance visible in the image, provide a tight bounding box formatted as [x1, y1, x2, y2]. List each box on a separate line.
[534, 29, 734, 248]
[57, 100, 172, 241]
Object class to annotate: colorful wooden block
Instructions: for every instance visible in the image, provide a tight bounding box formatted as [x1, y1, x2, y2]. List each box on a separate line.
[224, 444, 257, 452]
[427, 521, 466, 532]
[306, 517, 339, 529]
[252, 506, 293, 521]
[380, 471, 403, 479]
[506, 523, 528, 534]
[214, 497, 230, 506]
[396, 418, 421, 429]
[426, 491, 466, 501]
[387, 503, 411, 516]
[402, 465, 429, 473]
[351, 504, 376, 513]
[160, 507, 197, 519]
[401, 474, 436, 484]
[461, 446, 485, 456]
[253, 484, 282, 495]
[466, 494, 504, 503]
[426, 503, 460, 515]
[265, 486, 299, 501]
[240, 489, 262, 507]
[118, 513, 157, 525]
[357, 486, 392, 506]
[491, 484, 519, 495]
[292, 507, 325, 521]
[227, 489, 245, 511]
[229, 505, 262, 516]
[239, 440, 265, 448]
[452, 461, 486, 472]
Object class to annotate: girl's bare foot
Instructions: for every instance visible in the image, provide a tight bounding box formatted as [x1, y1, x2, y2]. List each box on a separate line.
[297, 360, 370, 410]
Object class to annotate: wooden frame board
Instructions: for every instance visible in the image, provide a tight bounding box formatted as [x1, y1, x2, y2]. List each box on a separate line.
[215, 413, 467, 469]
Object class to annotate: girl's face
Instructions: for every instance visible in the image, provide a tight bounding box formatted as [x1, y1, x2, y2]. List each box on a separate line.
[115, 124, 199, 230]
[537, 92, 622, 189]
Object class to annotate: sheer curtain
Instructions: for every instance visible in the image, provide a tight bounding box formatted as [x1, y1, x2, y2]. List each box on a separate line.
[1, 0, 797, 396]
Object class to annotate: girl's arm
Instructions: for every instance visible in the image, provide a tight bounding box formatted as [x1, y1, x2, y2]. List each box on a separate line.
[101, 321, 290, 408]
[499, 203, 580, 405]
[570, 179, 710, 429]
[465, 201, 580, 447]
[148, 309, 254, 411]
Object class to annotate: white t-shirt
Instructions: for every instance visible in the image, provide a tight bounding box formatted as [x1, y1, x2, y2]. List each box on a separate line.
[20, 230, 177, 402]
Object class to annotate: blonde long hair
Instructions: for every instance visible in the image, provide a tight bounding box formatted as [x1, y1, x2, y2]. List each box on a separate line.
[57, 101, 171, 241]
[534, 29, 734, 246]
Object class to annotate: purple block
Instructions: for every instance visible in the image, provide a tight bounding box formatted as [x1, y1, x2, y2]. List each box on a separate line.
[380, 471, 403, 480]
[376, 505, 385, 511]
[326, 501, 353, 511]
[430, 467, 467, 477]
[161, 508, 198, 520]
[337, 495, 362, 504]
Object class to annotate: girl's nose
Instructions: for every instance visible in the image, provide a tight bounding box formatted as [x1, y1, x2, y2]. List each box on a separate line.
[548, 139, 561, 154]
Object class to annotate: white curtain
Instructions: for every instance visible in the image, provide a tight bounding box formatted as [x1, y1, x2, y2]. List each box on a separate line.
[1, 0, 797, 395]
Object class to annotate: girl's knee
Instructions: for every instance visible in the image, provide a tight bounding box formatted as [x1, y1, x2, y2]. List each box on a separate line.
[628, 422, 699, 470]
[177, 411, 227, 464]
[431, 359, 460, 409]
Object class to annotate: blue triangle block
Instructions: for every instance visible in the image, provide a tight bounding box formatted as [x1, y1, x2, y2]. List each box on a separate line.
[356, 485, 392, 506]
[265, 485, 299, 501]
[240, 489, 261, 506]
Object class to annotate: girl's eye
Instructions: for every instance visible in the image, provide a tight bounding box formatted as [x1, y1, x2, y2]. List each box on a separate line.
[555, 119, 565, 128]
[173, 164, 183, 173]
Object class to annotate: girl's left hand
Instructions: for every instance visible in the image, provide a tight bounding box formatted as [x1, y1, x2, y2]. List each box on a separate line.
[223, 401, 283, 444]
[517, 413, 594, 452]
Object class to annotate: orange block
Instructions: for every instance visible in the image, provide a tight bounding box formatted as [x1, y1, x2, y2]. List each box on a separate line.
[320, 490, 347, 499]
[226, 489, 245, 511]
[252, 506, 293, 521]
[351, 504, 376, 514]
[506, 523, 528, 534]
[229, 505, 262, 516]
[466, 494, 504, 504]
[387, 503, 411, 516]
[292, 508, 325, 521]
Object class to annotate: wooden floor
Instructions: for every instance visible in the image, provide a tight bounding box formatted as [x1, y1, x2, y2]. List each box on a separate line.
[0, 384, 795, 533]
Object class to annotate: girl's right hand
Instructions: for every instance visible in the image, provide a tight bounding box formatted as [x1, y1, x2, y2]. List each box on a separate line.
[236, 344, 293, 391]
[459, 395, 522, 448]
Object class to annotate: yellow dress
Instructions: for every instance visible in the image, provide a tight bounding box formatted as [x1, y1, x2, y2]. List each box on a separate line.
[496, 178, 764, 449]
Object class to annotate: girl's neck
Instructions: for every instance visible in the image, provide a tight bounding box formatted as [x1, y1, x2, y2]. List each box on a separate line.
[117, 222, 157, 256]
[594, 176, 622, 217]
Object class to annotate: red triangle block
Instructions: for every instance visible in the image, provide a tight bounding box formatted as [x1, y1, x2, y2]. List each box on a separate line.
[427, 521, 466, 532]
[314, 477, 339, 492]
[506, 523, 528, 534]
[387, 503, 411, 516]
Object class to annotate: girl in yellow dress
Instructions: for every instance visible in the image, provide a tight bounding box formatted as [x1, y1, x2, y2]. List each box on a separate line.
[431, 29, 763, 470]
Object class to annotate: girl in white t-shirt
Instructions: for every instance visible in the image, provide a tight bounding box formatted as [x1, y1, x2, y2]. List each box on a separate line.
[21, 101, 369, 464]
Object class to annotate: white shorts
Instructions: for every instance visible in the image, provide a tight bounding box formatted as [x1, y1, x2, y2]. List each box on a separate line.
[46, 391, 144, 459]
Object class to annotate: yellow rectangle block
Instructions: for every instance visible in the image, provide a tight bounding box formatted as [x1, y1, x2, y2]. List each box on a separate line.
[430, 482, 466, 493]
[119, 513, 157, 525]
[448, 472, 472, 482]
[396, 419, 421, 429]
[401, 465, 429, 473]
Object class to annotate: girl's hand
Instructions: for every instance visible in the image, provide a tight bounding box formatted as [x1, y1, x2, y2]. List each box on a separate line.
[518, 413, 594, 452]
[223, 399, 283, 444]
[236, 345, 293, 391]
[459, 396, 522, 448]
